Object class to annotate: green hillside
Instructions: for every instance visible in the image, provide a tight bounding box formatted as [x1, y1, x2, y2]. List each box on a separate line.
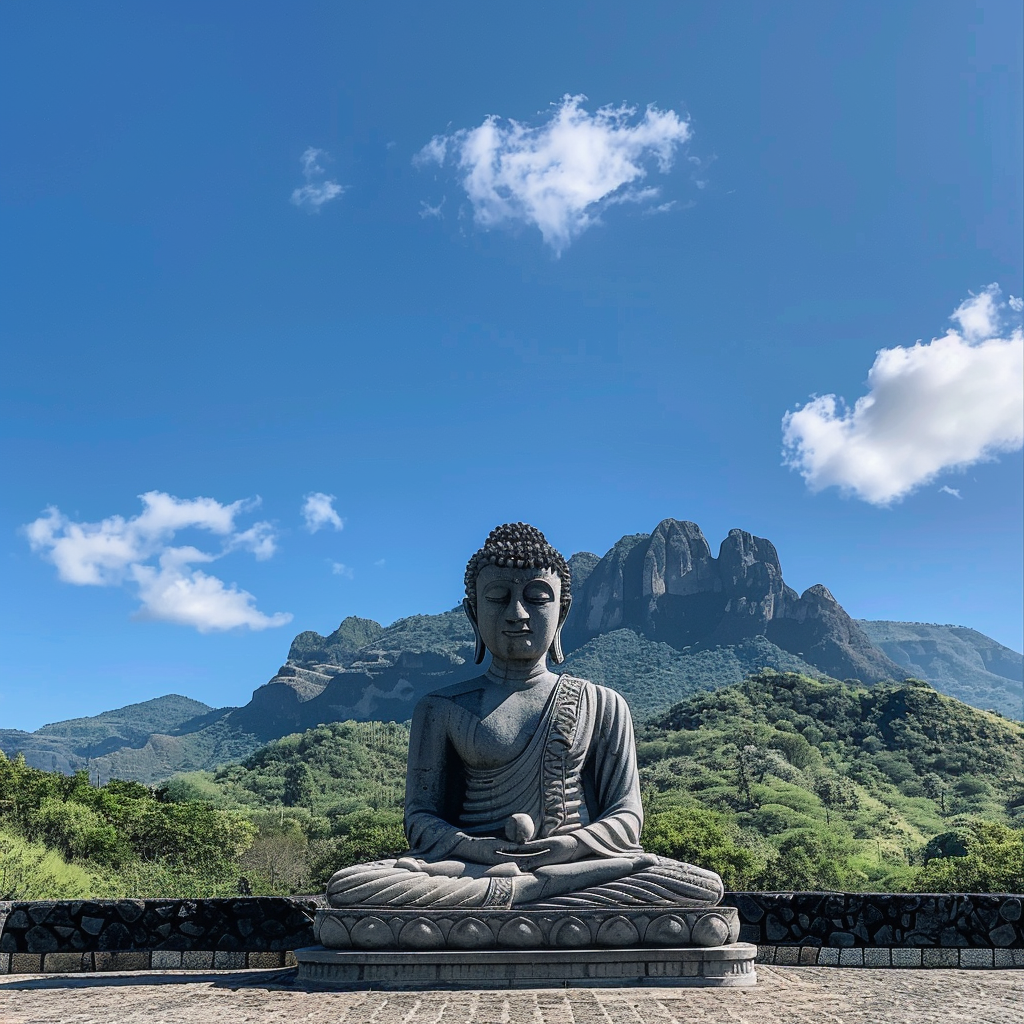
[857, 620, 1023, 719]
[3, 672, 1020, 899]
[562, 630, 822, 721]
[169, 671, 1023, 895]
[0, 695, 216, 776]
[639, 671, 1024, 890]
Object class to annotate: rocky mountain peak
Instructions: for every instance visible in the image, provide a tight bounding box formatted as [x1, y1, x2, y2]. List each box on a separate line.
[562, 519, 902, 683]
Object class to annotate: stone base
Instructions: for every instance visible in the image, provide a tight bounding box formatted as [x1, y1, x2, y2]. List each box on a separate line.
[314, 906, 741, 951]
[294, 943, 758, 989]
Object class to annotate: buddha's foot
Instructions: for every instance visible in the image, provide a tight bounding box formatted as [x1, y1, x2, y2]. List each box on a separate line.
[325, 854, 722, 910]
[523, 855, 724, 908]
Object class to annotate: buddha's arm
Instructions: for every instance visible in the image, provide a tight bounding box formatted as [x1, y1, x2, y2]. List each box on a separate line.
[573, 686, 645, 858]
[403, 696, 469, 861]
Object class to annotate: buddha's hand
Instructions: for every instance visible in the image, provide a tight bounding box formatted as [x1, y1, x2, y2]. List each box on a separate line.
[500, 834, 581, 868]
[450, 836, 522, 866]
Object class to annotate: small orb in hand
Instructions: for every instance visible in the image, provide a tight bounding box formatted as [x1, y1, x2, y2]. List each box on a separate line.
[506, 813, 535, 843]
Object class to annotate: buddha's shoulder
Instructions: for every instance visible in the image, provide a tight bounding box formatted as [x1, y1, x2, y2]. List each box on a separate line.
[562, 675, 632, 712]
[420, 674, 492, 703]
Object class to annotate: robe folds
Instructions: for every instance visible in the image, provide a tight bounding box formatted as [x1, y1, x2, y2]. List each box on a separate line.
[327, 675, 724, 909]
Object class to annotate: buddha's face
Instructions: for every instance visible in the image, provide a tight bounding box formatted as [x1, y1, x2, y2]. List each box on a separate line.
[472, 565, 563, 664]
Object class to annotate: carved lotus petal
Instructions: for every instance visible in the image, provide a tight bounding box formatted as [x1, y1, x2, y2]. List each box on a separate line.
[349, 916, 395, 949]
[690, 912, 731, 948]
[646, 914, 691, 946]
[398, 918, 444, 950]
[596, 915, 640, 946]
[448, 918, 494, 950]
[497, 916, 544, 948]
[550, 917, 590, 948]
[317, 915, 352, 949]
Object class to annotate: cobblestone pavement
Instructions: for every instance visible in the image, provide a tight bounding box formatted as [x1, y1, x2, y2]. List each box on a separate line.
[0, 966, 1021, 1024]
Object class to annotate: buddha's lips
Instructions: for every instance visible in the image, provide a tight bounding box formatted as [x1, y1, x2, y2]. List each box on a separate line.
[502, 629, 532, 636]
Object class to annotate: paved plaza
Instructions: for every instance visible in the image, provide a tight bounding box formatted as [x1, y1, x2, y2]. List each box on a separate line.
[0, 966, 1021, 1024]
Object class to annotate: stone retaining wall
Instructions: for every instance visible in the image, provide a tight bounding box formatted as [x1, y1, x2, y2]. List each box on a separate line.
[0, 893, 1020, 976]
[721, 893, 1023, 949]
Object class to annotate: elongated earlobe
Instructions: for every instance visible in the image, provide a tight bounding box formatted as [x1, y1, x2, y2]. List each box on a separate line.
[463, 598, 486, 665]
[549, 595, 572, 665]
[549, 631, 565, 665]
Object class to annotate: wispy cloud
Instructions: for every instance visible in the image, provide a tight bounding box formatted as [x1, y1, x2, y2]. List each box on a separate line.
[782, 285, 1024, 506]
[23, 492, 291, 632]
[330, 561, 354, 579]
[302, 492, 344, 533]
[939, 485, 962, 499]
[415, 94, 691, 255]
[291, 147, 345, 210]
[419, 197, 445, 220]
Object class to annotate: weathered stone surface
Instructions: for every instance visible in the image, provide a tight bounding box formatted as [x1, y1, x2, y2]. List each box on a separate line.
[326, 525, 725, 914]
[294, 943, 758, 989]
[314, 907, 741, 951]
[563, 520, 901, 682]
[721, 892, 1023, 949]
[0, 898, 318, 954]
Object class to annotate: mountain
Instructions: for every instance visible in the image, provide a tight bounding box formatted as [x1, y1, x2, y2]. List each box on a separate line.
[5, 518, 1020, 783]
[563, 519, 902, 682]
[857, 621, 1023, 719]
[0, 695, 213, 774]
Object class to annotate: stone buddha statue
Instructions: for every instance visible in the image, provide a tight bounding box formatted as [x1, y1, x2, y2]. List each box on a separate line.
[326, 523, 725, 913]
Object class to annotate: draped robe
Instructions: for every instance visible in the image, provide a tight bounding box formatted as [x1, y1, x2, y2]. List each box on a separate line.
[327, 675, 724, 909]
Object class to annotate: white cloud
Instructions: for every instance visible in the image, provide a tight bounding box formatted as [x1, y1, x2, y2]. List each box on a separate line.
[330, 561, 354, 579]
[782, 285, 1024, 506]
[302, 492, 344, 533]
[416, 94, 691, 254]
[291, 147, 345, 210]
[23, 492, 291, 632]
[939, 486, 962, 499]
[419, 197, 445, 219]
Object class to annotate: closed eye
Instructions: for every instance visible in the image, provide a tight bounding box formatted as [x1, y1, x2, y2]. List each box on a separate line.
[523, 581, 554, 603]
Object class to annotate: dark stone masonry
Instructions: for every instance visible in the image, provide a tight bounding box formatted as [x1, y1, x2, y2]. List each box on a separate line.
[721, 893, 1023, 949]
[0, 892, 1020, 975]
[0, 897, 319, 955]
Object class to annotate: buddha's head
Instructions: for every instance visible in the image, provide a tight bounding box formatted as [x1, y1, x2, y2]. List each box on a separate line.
[463, 522, 572, 666]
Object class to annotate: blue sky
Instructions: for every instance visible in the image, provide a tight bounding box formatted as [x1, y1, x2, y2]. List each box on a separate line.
[2, 2, 1021, 731]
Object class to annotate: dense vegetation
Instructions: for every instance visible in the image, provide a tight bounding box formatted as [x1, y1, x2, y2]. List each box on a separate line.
[857, 620, 1024, 718]
[1, 673, 1020, 899]
[561, 631, 822, 722]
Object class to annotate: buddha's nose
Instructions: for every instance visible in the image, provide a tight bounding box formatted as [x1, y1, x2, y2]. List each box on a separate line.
[507, 598, 529, 622]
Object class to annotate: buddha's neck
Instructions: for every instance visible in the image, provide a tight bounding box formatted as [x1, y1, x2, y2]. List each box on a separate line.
[485, 656, 554, 689]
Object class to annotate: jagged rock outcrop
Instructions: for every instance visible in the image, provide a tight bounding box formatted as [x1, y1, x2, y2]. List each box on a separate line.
[563, 519, 902, 683]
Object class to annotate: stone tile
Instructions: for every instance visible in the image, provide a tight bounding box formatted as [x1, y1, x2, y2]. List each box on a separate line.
[774, 946, 801, 965]
[181, 950, 214, 970]
[862, 948, 890, 967]
[838, 948, 863, 966]
[0, 953, 9, 975]
[891, 948, 922, 967]
[151, 950, 182, 969]
[959, 948, 994, 969]
[246, 952, 286, 969]
[1010, 949, 1024, 967]
[283, 951, 297, 967]
[799, 946, 819, 965]
[817, 947, 840, 967]
[993, 949, 1016, 968]
[10, 954, 43, 974]
[93, 952, 150, 972]
[754, 946, 775, 963]
[213, 951, 246, 970]
[922, 948, 959, 968]
[42, 953, 88, 973]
